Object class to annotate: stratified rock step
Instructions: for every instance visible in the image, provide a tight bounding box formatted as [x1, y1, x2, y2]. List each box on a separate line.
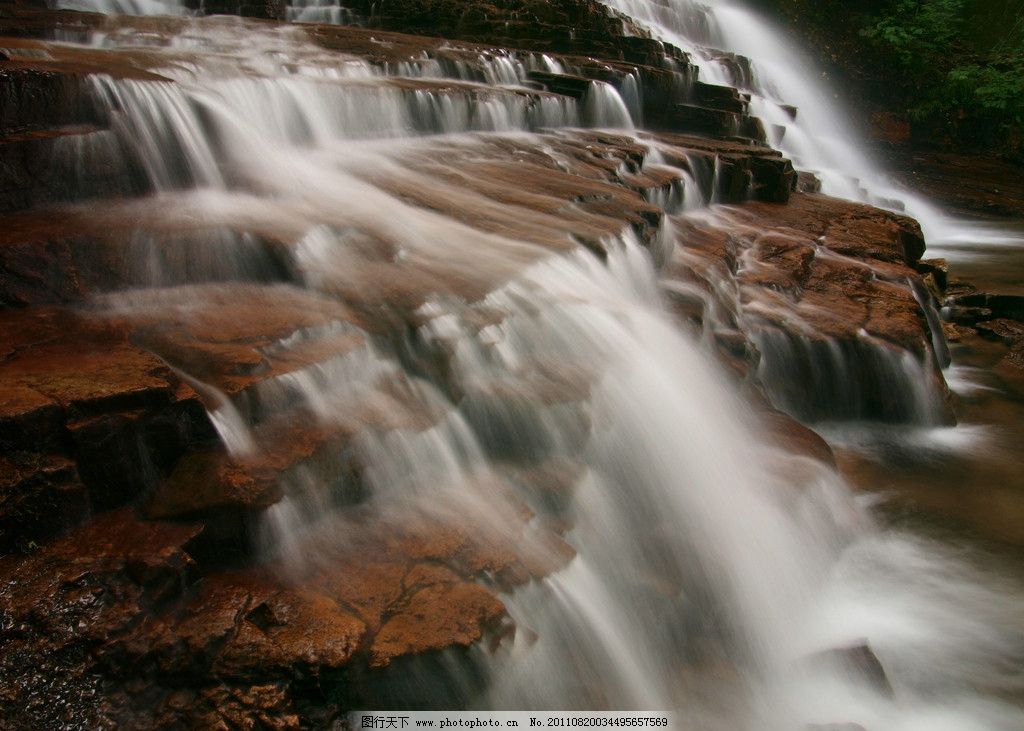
[0, 202, 301, 305]
[645, 131, 795, 204]
[946, 292, 1024, 322]
[526, 70, 592, 99]
[112, 284, 366, 400]
[321, 0, 686, 66]
[0, 124, 139, 214]
[665, 192, 952, 423]
[0, 487, 573, 726]
[691, 81, 747, 114]
[664, 103, 766, 143]
[141, 410, 364, 564]
[0, 62, 97, 132]
[0, 306, 214, 551]
[668, 192, 929, 347]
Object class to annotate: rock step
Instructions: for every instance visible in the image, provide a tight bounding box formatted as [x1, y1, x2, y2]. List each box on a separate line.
[0, 451, 88, 554]
[525, 69, 592, 99]
[143, 409, 361, 558]
[0, 500, 569, 726]
[0, 124, 141, 214]
[946, 292, 1024, 323]
[0, 128, 799, 307]
[0, 64, 98, 133]
[0, 306, 217, 552]
[691, 81, 748, 114]
[337, 0, 690, 68]
[0, 206, 298, 306]
[664, 193, 952, 423]
[660, 103, 767, 143]
[974, 319, 1024, 372]
[114, 283, 367, 399]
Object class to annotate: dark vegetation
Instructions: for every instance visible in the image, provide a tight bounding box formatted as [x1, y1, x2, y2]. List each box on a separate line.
[757, 0, 1024, 161]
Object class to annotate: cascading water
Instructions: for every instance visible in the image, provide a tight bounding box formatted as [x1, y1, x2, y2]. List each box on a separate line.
[10, 9, 1024, 731]
[57, 0, 186, 15]
[596, 0, 1024, 251]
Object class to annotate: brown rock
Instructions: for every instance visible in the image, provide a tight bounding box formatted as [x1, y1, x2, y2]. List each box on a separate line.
[976, 319, 1024, 372]
[666, 193, 952, 423]
[941, 320, 975, 343]
[759, 409, 836, 467]
[0, 451, 87, 552]
[371, 581, 506, 667]
[0, 307, 213, 544]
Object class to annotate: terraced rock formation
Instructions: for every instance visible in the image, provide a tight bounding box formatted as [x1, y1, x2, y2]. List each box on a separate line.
[0, 3, 956, 728]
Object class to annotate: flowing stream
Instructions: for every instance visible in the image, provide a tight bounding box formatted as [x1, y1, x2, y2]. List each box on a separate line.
[27, 2, 1024, 729]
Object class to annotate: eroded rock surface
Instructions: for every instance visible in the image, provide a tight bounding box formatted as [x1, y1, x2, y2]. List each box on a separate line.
[0, 496, 569, 728]
[665, 193, 952, 423]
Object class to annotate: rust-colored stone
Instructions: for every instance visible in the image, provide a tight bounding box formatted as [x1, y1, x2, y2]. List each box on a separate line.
[371, 581, 506, 667]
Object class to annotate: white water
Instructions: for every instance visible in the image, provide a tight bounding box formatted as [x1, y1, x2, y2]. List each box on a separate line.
[597, 0, 1024, 252]
[14, 11, 1024, 731]
[52, 0, 1024, 253]
[57, 0, 186, 15]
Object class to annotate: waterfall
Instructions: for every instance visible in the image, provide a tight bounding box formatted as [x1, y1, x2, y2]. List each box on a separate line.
[583, 81, 635, 129]
[14, 11, 1024, 730]
[596, 0, 1024, 249]
[57, 0, 186, 15]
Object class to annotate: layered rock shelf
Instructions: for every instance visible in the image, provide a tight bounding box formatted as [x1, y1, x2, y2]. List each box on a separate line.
[0, 2, 966, 728]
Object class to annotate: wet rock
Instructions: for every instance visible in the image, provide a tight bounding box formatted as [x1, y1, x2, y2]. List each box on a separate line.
[527, 70, 592, 99]
[0, 498, 562, 727]
[941, 320, 976, 343]
[0, 510, 202, 729]
[144, 412, 362, 563]
[671, 193, 937, 352]
[692, 81, 747, 114]
[652, 131, 794, 204]
[340, 0, 658, 61]
[666, 193, 953, 423]
[0, 126, 137, 214]
[0, 65, 97, 132]
[371, 578, 506, 667]
[666, 103, 747, 140]
[0, 206, 300, 306]
[759, 408, 836, 467]
[944, 304, 994, 326]
[917, 257, 948, 297]
[0, 451, 88, 552]
[0, 308, 214, 549]
[947, 292, 1024, 322]
[118, 284, 363, 400]
[796, 170, 822, 194]
[976, 319, 1024, 372]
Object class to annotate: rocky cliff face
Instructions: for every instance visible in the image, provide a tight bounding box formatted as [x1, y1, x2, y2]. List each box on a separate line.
[0, 3, 954, 727]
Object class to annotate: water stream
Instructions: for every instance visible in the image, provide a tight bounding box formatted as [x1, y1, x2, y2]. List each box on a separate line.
[21, 3, 1024, 729]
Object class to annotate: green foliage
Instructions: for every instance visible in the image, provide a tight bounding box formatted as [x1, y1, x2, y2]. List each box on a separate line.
[948, 53, 1024, 121]
[857, 0, 1023, 156]
[861, 0, 966, 71]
